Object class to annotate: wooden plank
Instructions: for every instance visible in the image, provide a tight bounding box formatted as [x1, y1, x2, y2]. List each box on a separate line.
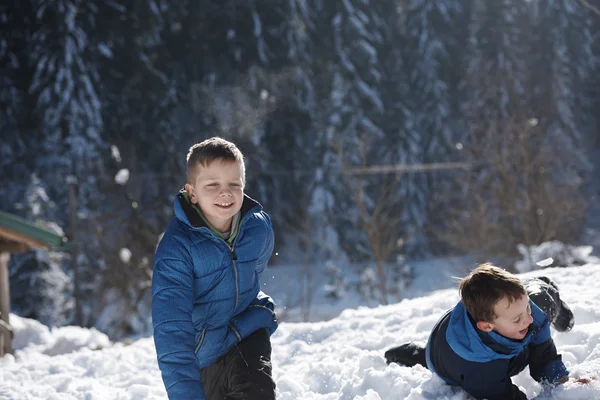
[0, 252, 12, 356]
[0, 242, 28, 253]
[0, 226, 47, 250]
[0, 318, 12, 357]
[0, 211, 65, 249]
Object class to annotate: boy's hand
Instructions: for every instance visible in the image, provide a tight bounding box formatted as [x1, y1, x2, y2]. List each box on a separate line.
[573, 376, 595, 384]
[556, 375, 596, 385]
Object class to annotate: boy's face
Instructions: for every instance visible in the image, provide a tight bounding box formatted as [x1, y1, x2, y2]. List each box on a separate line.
[477, 295, 534, 340]
[185, 159, 244, 233]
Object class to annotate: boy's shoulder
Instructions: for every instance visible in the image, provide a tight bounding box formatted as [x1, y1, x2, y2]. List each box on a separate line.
[154, 217, 194, 257]
[428, 308, 513, 388]
[443, 302, 530, 363]
[238, 195, 273, 231]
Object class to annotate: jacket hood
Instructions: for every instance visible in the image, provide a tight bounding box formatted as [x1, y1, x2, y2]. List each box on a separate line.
[173, 188, 261, 230]
[446, 300, 546, 362]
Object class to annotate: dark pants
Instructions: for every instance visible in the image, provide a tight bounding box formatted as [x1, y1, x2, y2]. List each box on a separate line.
[200, 329, 276, 400]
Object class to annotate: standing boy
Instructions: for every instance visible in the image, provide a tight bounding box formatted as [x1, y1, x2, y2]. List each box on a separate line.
[152, 137, 278, 400]
[385, 264, 582, 400]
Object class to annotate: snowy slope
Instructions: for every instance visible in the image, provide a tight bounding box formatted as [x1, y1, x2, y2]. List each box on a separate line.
[1, 264, 599, 400]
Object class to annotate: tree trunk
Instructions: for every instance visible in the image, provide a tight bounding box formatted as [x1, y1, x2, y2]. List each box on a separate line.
[377, 259, 388, 305]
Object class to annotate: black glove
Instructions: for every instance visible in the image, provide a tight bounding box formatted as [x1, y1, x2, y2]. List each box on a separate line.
[384, 342, 427, 367]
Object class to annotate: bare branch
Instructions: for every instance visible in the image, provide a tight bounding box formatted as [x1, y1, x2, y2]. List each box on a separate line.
[578, 0, 600, 16]
[347, 162, 470, 175]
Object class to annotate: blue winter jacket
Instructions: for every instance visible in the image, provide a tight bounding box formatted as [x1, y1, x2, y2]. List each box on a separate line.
[152, 191, 278, 400]
[426, 300, 568, 400]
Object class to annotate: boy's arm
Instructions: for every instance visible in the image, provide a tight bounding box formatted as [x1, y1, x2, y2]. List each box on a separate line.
[460, 364, 528, 400]
[254, 211, 275, 277]
[152, 246, 205, 400]
[464, 381, 527, 400]
[528, 314, 569, 384]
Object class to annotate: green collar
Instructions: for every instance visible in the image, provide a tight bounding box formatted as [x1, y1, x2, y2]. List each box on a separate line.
[181, 190, 240, 244]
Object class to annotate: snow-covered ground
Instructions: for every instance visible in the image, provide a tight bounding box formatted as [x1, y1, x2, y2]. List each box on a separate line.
[1, 263, 599, 400]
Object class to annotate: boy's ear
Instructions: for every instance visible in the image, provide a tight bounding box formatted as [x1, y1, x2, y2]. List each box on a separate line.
[476, 321, 494, 332]
[185, 183, 196, 202]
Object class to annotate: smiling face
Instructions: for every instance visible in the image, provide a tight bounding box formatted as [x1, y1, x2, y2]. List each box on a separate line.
[476, 295, 534, 340]
[185, 158, 245, 233]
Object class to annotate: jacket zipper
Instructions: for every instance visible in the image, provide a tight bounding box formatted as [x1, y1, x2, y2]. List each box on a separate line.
[216, 234, 240, 313]
[196, 213, 247, 322]
[194, 328, 206, 354]
[228, 322, 242, 341]
[230, 243, 239, 312]
[249, 304, 276, 317]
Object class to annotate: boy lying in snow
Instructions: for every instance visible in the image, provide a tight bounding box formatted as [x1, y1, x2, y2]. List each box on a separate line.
[384, 263, 590, 400]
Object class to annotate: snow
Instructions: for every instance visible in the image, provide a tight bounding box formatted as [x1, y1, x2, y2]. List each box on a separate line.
[119, 248, 132, 264]
[355, 79, 384, 114]
[114, 168, 129, 185]
[2, 263, 599, 399]
[110, 145, 122, 163]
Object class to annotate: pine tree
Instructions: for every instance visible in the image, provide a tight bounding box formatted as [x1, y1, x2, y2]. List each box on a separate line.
[26, 0, 111, 326]
[438, 0, 530, 255]
[530, 0, 595, 155]
[323, 0, 420, 303]
[402, 0, 472, 254]
[587, 2, 600, 149]
[89, 0, 184, 336]
[30, 0, 104, 198]
[10, 251, 72, 327]
[0, 3, 38, 209]
[254, 0, 334, 256]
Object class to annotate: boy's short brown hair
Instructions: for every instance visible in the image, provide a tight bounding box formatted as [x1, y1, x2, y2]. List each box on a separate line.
[459, 263, 526, 323]
[186, 137, 245, 184]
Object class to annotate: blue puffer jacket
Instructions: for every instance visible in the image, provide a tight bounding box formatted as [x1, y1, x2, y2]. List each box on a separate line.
[426, 300, 568, 400]
[152, 191, 278, 400]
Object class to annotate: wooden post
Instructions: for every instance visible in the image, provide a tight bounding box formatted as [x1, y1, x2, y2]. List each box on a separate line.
[68, 179, 82, 326]
[0, 251, 13, 356]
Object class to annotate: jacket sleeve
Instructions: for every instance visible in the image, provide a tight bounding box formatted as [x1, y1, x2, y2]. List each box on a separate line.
[255, 211, 275, 277]
[461, 361, 527, 400]
[528, 315, 569, 384]
[152, 240, 205, 400]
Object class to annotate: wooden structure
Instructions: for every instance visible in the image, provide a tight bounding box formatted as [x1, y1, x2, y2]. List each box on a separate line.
[0, 211, 67, 356]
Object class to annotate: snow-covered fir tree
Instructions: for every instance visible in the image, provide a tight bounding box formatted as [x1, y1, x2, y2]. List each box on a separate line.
[528, 0, 595, 168]
[252, 0, 336, 264]
[401, 0, 472, 254]
[8, 0, 108, 327]
[324, 0, 421, 302]
[0, 4, 37, 209]
[9, 251, 72, 327]
[29, 0, 104, 207]
[90, 1, 186, 336]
